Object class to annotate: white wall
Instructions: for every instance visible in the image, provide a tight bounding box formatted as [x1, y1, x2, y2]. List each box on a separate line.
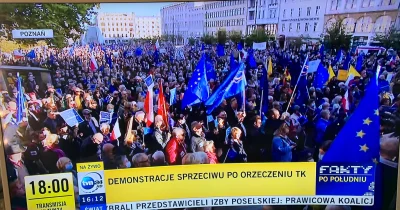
[277, 0, 327, 38]
[204, 0, 248, 36]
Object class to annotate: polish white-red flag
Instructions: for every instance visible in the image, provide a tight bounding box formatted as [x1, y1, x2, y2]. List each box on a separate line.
[110, 119, 121, 140]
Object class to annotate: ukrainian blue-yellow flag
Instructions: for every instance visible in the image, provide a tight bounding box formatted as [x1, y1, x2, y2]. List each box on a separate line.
[321, 70, 379, 163]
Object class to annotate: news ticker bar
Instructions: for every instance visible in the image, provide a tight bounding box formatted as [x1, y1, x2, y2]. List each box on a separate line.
[81, 196, 373, 210]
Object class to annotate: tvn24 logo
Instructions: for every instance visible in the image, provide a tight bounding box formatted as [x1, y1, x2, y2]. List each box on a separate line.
[80, 172, 104, 194]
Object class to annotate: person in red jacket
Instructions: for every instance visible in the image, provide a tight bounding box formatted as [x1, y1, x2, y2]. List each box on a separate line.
[165, 127, 187, 165]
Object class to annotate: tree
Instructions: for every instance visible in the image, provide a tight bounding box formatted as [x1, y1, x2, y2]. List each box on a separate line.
[201, 34, 215, 45]
[229, 30, 242, 44]
[161, 34, 169, 41]
[188, 37, 196, 46]
[374, 26, 400, 50]
[0, 3, 97, 48]
[244, 28, 270, 46]
[324, 18, 352, 52]
[217, 29, 227, 45]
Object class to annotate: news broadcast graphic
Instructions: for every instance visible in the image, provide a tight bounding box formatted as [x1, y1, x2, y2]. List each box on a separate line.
[316, 163, 376, 196]
[24, 173, 75, 210]
[77, 162, 107, 210]
[71, 162, 375, 210]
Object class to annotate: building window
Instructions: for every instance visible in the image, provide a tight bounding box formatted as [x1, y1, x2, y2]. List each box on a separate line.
[314, 22, 318, 31]
[290, 9, 293, 17]
[249, 11, 255, 20]
[298, 8, 302, 17]
[305, 23, 309, 31]
[289, 23, 292, 32]
[297, 23, 301, 31]
[283, 9, 286, 18]
[316, 6, 320, 15]
[307, 7, 311, 16]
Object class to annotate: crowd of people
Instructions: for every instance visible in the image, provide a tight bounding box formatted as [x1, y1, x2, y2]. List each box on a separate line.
[0, 40, 399, 210]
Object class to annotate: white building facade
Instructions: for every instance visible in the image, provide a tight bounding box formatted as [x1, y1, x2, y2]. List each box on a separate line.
[134, 16, 161, 38]
[204, 0, 247, 36]
[96, 13, 135, 43]
[324, 0, 400, 45]
[247, 0, 280, 36]
[161, 2, 205, 40]
[277, 0, 327, 40]
[96, 12, 161, 43]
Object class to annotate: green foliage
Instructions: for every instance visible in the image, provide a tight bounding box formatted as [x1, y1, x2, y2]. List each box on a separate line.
[217, 29, 227, 45]
[373, 27, 400, 50]
[290, 37, 303, 49]
[201, 34, 215, 45]
[0, 3, 97, 48]
[161, 34, 169, 41]
[229, 30, 242, 43]
[188, 37, 196, 46]
[244, 28, 270, 47]
[324, 18, 352, 52]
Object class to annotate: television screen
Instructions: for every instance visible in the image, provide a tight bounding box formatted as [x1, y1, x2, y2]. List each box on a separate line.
[0, 1, 399, 210]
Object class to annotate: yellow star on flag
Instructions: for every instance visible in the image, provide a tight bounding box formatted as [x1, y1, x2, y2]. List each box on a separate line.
[374, 109, 379, 116]
[359, 144, 369, 152]
[372, 158, 379, 164]
[363, 118, 372, 125]
[356, 130, 366, 138]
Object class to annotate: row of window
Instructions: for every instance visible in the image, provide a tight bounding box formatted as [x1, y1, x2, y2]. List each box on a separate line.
[163, 20, 203, 29]
[281, 22, 319, 33]
[330, 0, 396, 10]
[101, 27, 160, 32]
[103, 32, 160, 38]
[283, 6, 321, 19]
[206, 8, 245, 19]
[99, 17, 133, 21]
[206, 19, 245, 28]
[205, 0, 246, 10]
[249, 0, 278, 7]
[326, 15, 393, 33]
[99, 22, 158, 27]
[248, 9, 277, 20]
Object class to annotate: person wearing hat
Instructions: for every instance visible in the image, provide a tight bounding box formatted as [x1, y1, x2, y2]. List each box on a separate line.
[5, 143, 29, 188]
[73, 87, 84, 111]
[189, 121, 207, 153]
[78, 109, 100, 139]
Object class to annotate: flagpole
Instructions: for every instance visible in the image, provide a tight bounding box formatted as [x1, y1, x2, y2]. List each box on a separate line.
[259, 60, 268, 115]
[285, 55, 309, 113]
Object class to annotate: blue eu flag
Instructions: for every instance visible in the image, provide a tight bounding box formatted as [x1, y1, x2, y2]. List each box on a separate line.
[181, 54, 210, 109]
[321, 73, 379, 163]
[230, 52, 239, 71]
[205, 54, 216, 80]
[247, 49, 257, 69]
[135, 47, 143, 56]
[205, 63, 247, 114]
[16, 73, 25, 123]
[27, 50, 36, 59]
[313, 63, 329, 89]
[343, 52, 351, 70]
[356, 53, 364, 72]
[217, 44, 225, 57]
